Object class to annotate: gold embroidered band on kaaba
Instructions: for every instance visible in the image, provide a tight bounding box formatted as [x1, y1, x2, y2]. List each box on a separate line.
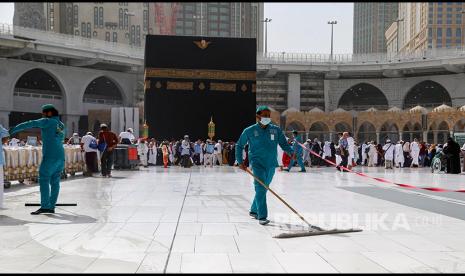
[145, 68, 256, 81]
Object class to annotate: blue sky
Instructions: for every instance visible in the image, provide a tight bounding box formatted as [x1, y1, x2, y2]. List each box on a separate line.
[0, 2, 353, 54]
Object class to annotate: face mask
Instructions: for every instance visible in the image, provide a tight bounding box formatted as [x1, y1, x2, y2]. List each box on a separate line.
[260, 117, 271, 125]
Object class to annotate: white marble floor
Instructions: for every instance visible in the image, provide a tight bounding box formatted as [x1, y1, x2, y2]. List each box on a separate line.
[1, 166, 465, 273]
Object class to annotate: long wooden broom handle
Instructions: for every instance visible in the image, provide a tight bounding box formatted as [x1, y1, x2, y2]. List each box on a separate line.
[245, 167, 320, 230]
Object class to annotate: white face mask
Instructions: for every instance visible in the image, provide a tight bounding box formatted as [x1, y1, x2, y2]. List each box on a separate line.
[260, 117, 271, 125]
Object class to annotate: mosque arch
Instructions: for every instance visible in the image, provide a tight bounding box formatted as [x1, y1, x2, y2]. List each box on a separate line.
[338, 83, 389, 111]
[403, 80, 452, 109]
[11, 68, 65, 131]
[357, 121, 376, 143]
[83, 76, 124, 105]
[308, 121, 330, 142]
[380, 121, 399, 142]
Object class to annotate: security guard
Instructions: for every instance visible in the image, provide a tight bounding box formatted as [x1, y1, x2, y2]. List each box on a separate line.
[236, 106, 294, 225]
[285, 130, 306, 172]
[9, 104, 66, 215]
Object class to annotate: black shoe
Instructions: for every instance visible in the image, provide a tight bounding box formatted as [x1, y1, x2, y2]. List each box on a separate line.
[299, 170, 306, 172]
[259, 218, 270, 225]
[31, 208, 54, 215]
[249, 212, 258, 219]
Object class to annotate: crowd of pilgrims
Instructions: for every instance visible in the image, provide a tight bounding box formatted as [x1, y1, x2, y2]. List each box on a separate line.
[297, 132, 464, 174]
[132, 132, 464, 174]
[132, 135, 240, 168]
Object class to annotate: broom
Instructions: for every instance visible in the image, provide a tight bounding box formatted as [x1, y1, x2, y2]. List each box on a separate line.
[245, 167, 362, 238]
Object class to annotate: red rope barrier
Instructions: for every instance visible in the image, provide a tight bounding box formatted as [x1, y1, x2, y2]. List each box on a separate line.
[296, 142, 465, 193]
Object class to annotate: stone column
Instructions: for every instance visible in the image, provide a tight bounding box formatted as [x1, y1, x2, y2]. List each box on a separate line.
[423, 131, 428, 142]
[62, 114, 81, 137]
[0, 110, 10, 128]
[409, 133, 413, 142]
[329, 132, 333, 143]
[399, 131, 403, 142]
[433, 131, 438, 144]
[450, 130, 454, 138]
[376, 132, 380, 144]
[287, 73, 301, 110]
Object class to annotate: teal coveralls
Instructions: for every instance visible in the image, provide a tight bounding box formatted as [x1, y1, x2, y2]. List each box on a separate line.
[287, 135, 306, 171]
[10, 116, 66, 210]
[236, 123, 293, 220]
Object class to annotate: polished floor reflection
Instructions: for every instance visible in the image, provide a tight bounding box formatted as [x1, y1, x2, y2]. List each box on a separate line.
[1, 166, 465, 273]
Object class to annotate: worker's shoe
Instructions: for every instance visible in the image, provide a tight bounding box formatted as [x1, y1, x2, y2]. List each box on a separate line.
[249, 212, 258, 219]
[299, 169, 306, 172]
[258, 219, 270, 225]
[31, 208, 55, 215]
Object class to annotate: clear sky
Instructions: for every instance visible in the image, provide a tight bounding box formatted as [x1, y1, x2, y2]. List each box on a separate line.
[0, 2, 353, 54]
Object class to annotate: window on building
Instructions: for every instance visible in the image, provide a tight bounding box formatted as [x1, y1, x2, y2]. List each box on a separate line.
[94, 7, 98, 27]
[219, 7, 229, 14]
[81, 22, 86, 37]
[99, 7, 104, 28]
[73, 5, 78, 27]
[131, 25, 135, 44]
[447, 7, 453, 12]
[457, 14, 462, 24]
[446, 39, 452, 47]
[185, 28, 193, 35]
[143, 10, 148, 31]
[136, 25, 141, 46]
[143, 2, 148, 7]
[105, 32, 110, 41]
[208, 6, 218, 13]
[437, 27, 442, 38]
[87, 22, 91, 38]
[113, 32, 117, 42]
[124, 9, 128, 29]
[437, 17, 442, 24]
[457, 28, 462, 43]
[447, 27, 452, 37]
[209, 14, 218, 21]
[185, 21, 193, 27]
[119, 9, 123, 29]
[438, 7, 443, 12]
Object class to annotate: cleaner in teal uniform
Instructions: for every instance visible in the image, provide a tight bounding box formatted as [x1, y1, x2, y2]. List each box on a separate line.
[236, 106, 294, 225]
[9, 104, 66, 215]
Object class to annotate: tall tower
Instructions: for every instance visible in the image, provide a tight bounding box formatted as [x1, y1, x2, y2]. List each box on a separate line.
[353, 2, 399, 54]
[148, 2, 263, 52]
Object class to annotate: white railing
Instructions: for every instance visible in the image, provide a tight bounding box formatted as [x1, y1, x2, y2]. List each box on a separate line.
[3, 23, 465, 66]
[258, 48, 465, 65]
[0, 23, 144, 59]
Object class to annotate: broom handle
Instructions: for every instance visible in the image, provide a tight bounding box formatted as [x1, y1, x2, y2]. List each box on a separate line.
[245, 167, 321, 230]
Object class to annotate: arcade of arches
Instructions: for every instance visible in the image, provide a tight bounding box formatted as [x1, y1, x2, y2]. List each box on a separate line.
[10, 69, 125, 137]
[279, 107, 465, 144]
[278, 79, 465, 144]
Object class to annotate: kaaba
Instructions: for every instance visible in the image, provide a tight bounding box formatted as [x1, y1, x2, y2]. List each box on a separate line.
[144, 35, 256, 141]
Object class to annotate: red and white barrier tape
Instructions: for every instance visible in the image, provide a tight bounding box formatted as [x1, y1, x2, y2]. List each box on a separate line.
[296, 142, 465, 193]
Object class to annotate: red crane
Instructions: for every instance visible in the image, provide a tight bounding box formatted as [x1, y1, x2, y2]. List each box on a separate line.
[154, 2, 180, 35]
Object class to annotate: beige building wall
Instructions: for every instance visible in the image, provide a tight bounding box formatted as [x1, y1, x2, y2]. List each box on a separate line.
[396, 2, 465, 54]
[43, 2, 149, 46]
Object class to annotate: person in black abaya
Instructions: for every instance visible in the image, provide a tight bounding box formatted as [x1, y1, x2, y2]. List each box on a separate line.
[228, 142, 236, 166]
[443, 137, 462, 174]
